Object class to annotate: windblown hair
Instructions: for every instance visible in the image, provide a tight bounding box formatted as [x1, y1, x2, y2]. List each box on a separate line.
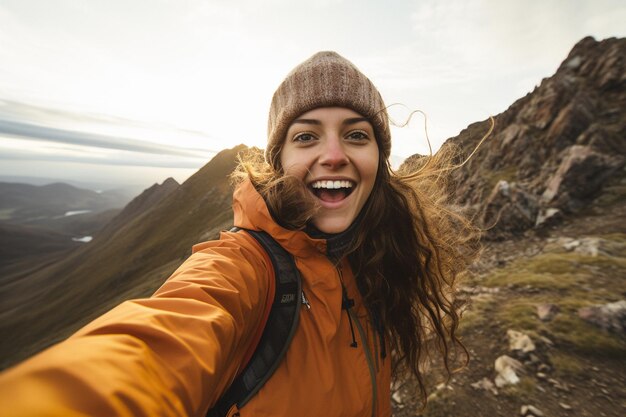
[231, 140, 481, 404]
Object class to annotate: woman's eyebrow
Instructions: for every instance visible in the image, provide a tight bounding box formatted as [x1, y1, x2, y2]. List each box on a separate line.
[290, 117, 369, 126]
[342, 117, 368, 126]
[291, 118, 321, 125]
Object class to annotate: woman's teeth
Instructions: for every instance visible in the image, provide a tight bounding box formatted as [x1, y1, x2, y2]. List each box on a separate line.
[310, 180, 354, 189]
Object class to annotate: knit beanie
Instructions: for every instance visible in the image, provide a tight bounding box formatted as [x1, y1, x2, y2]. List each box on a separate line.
[266, 51, 391, 169]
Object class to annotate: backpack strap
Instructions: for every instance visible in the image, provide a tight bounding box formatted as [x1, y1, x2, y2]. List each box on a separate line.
[206, 228, 302, 417]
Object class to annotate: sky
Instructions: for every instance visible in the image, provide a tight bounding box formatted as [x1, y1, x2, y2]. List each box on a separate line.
[0, 0, 624, 190]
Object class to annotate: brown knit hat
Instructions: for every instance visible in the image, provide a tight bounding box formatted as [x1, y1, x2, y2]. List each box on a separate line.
[266, 51, 390, 169]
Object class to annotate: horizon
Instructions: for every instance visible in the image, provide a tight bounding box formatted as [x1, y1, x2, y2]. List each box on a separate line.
[1, 1, 624, 190]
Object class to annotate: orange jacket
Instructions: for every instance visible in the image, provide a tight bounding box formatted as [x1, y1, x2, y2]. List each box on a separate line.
[0, 179, 391, 417]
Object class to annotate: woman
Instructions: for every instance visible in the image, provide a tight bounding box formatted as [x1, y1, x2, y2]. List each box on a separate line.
[0, 52, 479, 416]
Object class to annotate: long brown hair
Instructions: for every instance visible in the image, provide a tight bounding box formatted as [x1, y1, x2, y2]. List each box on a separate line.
[231, 137, 481, 403]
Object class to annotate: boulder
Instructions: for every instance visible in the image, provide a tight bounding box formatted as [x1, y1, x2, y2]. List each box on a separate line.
[535, 207, 563, 228]
[494, 355, 524, 387]
[470, 377, 498, 395]
[507, 329, 536, 353]
[541, 145, 624, 212]
[521, 404, 545, 417]
[545, 93, 594, 151]
[537, 304, 560, 321]
[482, 181, 540, 237]
[578, 300, 626, 333]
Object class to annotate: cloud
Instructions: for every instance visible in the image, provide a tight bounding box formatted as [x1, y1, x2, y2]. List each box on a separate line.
[0, 118, 213, 158]
[0, 144, 209, 169]
[0, 99, 217, 159]
[0, 98, 219, 171]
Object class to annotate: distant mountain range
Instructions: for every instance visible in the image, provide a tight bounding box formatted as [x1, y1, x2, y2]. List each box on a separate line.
[0, 180, 151, 273]
[0, 147, 237, 368]
[0, 175, 148, 193]
[0, 35, 624, 392]
[0, 181, 137, 223]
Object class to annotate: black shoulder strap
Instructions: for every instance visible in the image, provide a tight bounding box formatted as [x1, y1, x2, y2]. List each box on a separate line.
[206, 228, 302, 417]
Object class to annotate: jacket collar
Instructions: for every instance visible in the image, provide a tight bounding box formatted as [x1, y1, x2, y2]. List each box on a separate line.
[232, 178, 357, 260]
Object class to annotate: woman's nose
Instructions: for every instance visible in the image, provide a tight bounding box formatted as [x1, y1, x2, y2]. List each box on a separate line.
[318, 137, 349, 169]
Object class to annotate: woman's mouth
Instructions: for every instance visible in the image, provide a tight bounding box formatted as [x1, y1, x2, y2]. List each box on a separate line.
[309, 180, 355, 203]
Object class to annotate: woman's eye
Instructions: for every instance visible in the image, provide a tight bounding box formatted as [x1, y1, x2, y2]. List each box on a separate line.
[346, 130, 368, 141]
[293, 132, 315, 143]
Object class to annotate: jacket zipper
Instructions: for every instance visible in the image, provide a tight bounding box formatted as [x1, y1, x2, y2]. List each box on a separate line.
[350, 310, 378, 417]
[337, 265, 378, 417]
[301, 290, 311, 309]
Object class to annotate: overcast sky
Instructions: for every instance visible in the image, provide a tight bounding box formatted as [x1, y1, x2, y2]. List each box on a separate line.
[0, 0, 624, 189]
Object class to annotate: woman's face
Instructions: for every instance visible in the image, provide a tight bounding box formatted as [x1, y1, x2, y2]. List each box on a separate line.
[280, 107, 379, 234]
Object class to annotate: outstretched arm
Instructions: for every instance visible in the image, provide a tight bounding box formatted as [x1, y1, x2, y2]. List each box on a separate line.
[0, 231, 270, 417]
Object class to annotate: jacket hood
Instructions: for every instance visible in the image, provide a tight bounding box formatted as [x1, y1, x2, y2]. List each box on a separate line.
[233, 178, 328, 258]
[233, 178, 361, 260]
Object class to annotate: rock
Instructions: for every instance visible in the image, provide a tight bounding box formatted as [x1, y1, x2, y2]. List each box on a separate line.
[536, 372, 547, 379]
[538, 363, 551, 373]
[507, 329, 536, 353]
[535, 207, 563, 227]
[578, 300, 626, 333]
[391, 390, 403, 404]
[521, 404, 545, 416]
[495, 355, 524, 387]
[541, 145, 624, 212]
[537, 303, 560, 321]
[471, 378, 498, 395]
[573, 237, 602, 257]
[545, 93, 594, 151]
[563, 239, 581, 250]
[527, 353, 541, 365]
[435, 382, 447, 391]
[482, 181, 540, 237]
[548, 378, 571, 392]
[559, 402, 573, 410]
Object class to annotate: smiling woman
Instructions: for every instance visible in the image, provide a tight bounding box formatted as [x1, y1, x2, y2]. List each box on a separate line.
[0, 51, 481, 417]
[280, 107, 379, 233]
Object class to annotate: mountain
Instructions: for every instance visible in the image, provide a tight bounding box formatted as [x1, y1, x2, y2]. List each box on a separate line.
[0, 175, 148, 194]
[98, 177, 179, 235]
[0, 222, 81, 273]
[392, 37, 626, 417]
[0, 146, 241, 369]
[440, 36, 625, 239]
[0, 181, 135, 224]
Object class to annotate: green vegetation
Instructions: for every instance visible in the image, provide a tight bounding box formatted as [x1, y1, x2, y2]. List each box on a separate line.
[467, 235, 626, 358]
[500, 376, 536, 398]
[548, 351, 585, 378]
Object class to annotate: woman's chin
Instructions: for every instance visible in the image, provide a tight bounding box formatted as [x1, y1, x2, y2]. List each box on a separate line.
[311, 217, 352, 234]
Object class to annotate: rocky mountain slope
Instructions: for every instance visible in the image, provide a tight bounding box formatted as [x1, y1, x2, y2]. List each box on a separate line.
[392, 36, 625, 417]
[437, 36, 625, 239]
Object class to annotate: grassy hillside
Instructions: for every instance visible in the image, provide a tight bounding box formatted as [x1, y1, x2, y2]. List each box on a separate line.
[0, 146, 243, 369]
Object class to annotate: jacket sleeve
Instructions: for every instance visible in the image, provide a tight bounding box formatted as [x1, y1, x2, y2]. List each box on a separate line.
[0, 231, 271, 417]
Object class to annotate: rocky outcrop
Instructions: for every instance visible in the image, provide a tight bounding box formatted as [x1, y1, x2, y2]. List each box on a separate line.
[439, 37, 626, 239]
[482, 180, 539, 238]
[541, 145, 623, 212]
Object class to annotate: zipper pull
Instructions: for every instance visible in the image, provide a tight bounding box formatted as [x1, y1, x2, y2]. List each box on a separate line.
[301, 291, 311, 310]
